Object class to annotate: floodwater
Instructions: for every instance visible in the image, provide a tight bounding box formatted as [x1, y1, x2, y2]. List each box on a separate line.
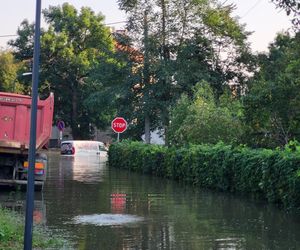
[1, 150, 300, 249]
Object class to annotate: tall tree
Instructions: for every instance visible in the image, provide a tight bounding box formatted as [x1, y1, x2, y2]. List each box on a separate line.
[87, 29, 149, 140]
[8, 20, 36, 94]
[118, 0, 251, 143]
[42, 4, 114, 139]
[10, 4, 115, 139]
[243, 31, 300, 148]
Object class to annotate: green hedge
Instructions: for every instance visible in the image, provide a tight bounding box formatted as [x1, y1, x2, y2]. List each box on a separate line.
[108, 141, 300, 210]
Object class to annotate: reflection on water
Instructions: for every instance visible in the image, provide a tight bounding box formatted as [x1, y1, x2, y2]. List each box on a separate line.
[59, 155, 106, 183]
[0, 191, 46, 225]
[42, 151, 300, 249]
[111, 193, 127, 213]
[72, 213, 143, 226]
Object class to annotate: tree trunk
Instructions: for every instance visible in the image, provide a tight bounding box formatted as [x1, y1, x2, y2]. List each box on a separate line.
[160, 0, 170, 146]
[71, 87, 79, 139]
[161, 0, 170, 60]
[145, 113, 151, 144]
[143, 11, 151, 144]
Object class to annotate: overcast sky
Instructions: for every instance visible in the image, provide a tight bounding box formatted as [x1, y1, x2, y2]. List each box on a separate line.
[0, 0, 292, 52]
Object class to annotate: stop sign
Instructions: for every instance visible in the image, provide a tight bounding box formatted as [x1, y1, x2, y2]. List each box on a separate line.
[111, 117, 127, 133]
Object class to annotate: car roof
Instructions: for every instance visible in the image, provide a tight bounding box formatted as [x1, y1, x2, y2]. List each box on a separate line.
[61, 140, 104, 145]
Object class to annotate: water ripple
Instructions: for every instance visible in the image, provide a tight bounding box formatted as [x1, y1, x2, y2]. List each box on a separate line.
[72, 213, 144, 226]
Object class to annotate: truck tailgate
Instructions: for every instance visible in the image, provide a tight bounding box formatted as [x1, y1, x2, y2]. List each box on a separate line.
[0, 92, 54, 154]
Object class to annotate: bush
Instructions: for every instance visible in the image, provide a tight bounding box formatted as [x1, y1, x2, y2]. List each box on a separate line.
[168, 83, 244, 146]
[108, 141, 300, 210]
[0, 206, 70, 249]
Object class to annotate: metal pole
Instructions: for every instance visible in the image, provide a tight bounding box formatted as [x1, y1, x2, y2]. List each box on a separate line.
[117, 133, 120, 142]
[24, 0, 42, 249]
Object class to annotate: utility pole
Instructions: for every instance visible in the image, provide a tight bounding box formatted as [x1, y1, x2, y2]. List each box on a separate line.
[23, 0, 42, 249]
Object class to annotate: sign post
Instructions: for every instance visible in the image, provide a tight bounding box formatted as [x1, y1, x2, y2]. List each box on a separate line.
[24, 0, 42, 249]
[111, 117, 127, 142]
[57, 120, 65, 144]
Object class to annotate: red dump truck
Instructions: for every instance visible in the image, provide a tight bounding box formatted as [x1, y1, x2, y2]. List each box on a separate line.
[0, 92, 54, 190]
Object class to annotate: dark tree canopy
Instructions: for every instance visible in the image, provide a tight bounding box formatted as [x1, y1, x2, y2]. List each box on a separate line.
[117, 0, 252, 143]
[243, 31, 300, 148]
[9, 3, 115, 139]
[271, 0, 300, 27]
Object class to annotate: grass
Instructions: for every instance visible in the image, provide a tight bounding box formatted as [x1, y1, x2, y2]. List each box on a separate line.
[0, 206, 71, 250]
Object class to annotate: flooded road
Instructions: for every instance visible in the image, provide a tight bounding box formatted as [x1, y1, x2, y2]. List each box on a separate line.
[1, 150, 300, 249]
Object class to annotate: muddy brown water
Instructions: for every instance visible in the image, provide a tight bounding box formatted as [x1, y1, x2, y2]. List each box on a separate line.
[1, 150, 300, 249]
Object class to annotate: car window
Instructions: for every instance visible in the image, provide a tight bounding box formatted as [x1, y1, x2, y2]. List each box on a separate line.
[61, 143, 73, 155]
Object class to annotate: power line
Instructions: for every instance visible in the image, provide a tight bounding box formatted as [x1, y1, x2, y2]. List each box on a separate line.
[0, 34, 18, 38]
[105, 20, 126, 26]
[242, 0, 263, 18]
[0, 21, 127, 38]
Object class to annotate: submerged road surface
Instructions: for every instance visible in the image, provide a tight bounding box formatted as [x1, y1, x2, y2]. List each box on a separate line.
[2, 150, 299, 249]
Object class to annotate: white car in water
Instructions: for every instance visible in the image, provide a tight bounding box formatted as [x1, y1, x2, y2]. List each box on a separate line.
[60, 140, 107, 157]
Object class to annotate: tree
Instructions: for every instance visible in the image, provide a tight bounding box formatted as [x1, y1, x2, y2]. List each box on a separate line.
[0, 51, 24, 93]
[9, 20, 35, 61]
[86, 29, 150, 140]
[42, 4, 115, 139]
[8, 20, 36, 94]
[118, 0, 251, 143]
[271, 0, 300, 27]
[10, 4, 115, 139]
[243, 31, 300, 148]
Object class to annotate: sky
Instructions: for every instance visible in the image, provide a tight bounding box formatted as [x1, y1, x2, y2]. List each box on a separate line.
[0, 0, 292, 52]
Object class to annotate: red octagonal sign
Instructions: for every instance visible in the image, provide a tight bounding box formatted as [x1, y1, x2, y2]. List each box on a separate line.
[111, 117, 127, 133]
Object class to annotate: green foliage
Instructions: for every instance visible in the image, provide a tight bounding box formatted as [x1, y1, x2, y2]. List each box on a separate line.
[243, 31, 300, 148]
[0, 207, 23, 247]
[41, 3, 114, 139]
[7, 1, 252, 141]
[117, 0, 251, 142]
[270, 0, 300, 27]
[168, 82, 244, 145]
[89, 31, 154, 139]
[202, 4, 248, 46]
[9, 20, 35, 61]
[9, 3, 115, 139]
[0, 206, 69, 249]
[0, 51, 24, 93]
[109, 141, 300, 210]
